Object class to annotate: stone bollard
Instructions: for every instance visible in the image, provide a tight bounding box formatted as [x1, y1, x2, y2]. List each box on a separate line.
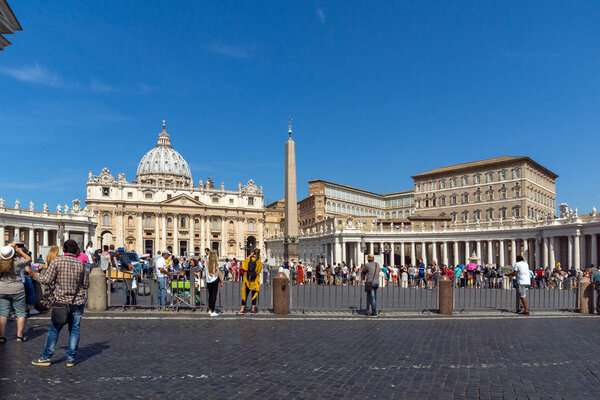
[578, 277, 593, 314]
[438, 274, 453, 315]
[272, 271, 289, 314]
[87, 267, 107, 312]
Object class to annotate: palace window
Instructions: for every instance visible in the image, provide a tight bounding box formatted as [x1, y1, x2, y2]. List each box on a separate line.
[500, 189, 507, 199]
[103, 214, 110, 225]
[473, 174, 481, 184]
[487, 209, 493, 220]
[144, 192, 153, 200]
[450, 195, 457, 205]
[439, 196, 446, 206]
[248, 197, 254, 206]
[513, 207, 521, 218]
[461, 176, 468, 186]
[248, 221, 254, 232]
[474, 210, 481, 221]
[498, 170, 507, 181]
[180, 218, 186, 229]
[451, 213, 457, 222]
[450, 178, 457, 188]
[486, 172, 493, 183]
[167, 218, 172, 228]
[461, 193, 469, 204]
[499, 208, 507, 219]
[487, 191, 493, 201]
[127, 216, 133, 227]
[212, 220, 218, 230]
[512, 168, 521, 179]
[127, 192, 133, 199]
[462, 212, 468, 222]
[439, 180, 446, 189]
[229, 199, 234, 204]
[167, 194, 172, 199]
[145, 216, 152, 228]
[195, 219, 199, 229]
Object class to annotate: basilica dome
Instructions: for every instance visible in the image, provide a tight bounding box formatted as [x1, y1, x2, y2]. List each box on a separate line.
[136, 122, 193, 187]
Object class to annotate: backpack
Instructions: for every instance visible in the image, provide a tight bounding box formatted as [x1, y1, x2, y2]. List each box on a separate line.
[247, 257, 258, 281]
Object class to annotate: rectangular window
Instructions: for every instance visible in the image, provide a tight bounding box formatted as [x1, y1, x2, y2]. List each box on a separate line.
[487, 192, 493, 201]
[461, 176, 468, 186]
[440, 180, 446, 189]
[248, 197, 254, 206]
[513, 207, 520, 217]
[144, 192, 153, 199]
[475, 193, 481, 202]
[127, 192, 133, 199]
[486, 173, 493, 183]
[474, 210, 481, 220]
[440, 197, 446, 206]
[450, 178, 457, 188]
[501, 191, 506, 199]
[499, 209, 507, 219]
[487, 210, 493, 220]
[473, 175, 480, 184]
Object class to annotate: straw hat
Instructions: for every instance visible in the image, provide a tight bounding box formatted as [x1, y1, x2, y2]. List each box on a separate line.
[367, 254, 375, 261]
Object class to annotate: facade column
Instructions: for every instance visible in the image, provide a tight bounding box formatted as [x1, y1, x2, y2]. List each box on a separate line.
[43, 229, 49, 247]
[390, 242, 395, 266]
[523, 239, 529, 263]
[334, 238, 342, 264]
[14, 227, 20, 242]
[431, 242, 437, 264]
[487, 240, 493, 265]
[543, 237, 549, 267]
[442, 241, 448, 266]
[0, 225, 4, 246]
[453, 241, 459, 266]
[592, 234, 598, 268]
[137, 213, 143, 254]
[258, 219, 264, 254]
[189, 214, 195, 256]
[499, 240, 505, 266]
[155, 214, 160, 253]
[117, 212, 124, 246]
[574, 230, 581, 270]
[28, 227, 35, 258]
[421, 242, 427, 266]
[237, 218, 243, 259]
[410, 242, 416, 265]
[161, 214, 167, 252]
[476, 241, 482, 264]
[568, 235, 573, 268]
[221, 217, 226, 257]
[510, 239, 517, 266]
[64, 230, 70, 243]
[400, 242, 406, 266]
[549, 237, 556, 270]
[172, 215, 178, 256]
[464, 241, 469, 265]
[200, 216, 206, 251]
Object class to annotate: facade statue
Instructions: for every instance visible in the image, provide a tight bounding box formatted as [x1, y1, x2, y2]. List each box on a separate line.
[88, 171, 93, 181]
[592, 206, 597, 217]
[43, 203, 48, 212]
[0, 198, 4, 207]
[57, 204, 62, 213]
[15, 199, 19, 209]
[64, 204, 69, 213]
[29, 201, 34, 211]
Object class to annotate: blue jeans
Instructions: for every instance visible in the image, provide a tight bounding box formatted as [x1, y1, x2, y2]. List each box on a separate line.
[367, 283, 379, 315]
[157, 277, 167, 308]
[24, 275, 35, 306]
[42, 303, 85, 362]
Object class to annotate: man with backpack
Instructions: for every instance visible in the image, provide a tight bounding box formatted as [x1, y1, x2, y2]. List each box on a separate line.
[236, 249, 263, 315]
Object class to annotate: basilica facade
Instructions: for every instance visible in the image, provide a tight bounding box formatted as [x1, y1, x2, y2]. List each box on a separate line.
[85, 122, 265, 259]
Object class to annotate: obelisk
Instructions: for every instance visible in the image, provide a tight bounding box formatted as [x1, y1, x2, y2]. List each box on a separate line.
[283, 118, 299, 262]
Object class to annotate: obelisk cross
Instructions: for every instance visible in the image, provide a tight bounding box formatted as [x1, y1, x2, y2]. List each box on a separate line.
[288, 116, 293, 138]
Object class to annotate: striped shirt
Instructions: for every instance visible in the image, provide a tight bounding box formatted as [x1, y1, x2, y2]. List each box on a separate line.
[34, 254, 89, 305]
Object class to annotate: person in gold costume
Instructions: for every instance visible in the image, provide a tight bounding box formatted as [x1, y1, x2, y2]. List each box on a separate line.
[236, 249, 263, 315]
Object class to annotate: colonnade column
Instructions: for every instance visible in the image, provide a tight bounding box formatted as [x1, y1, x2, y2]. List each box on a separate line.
[341, 239, 346, 263]
[453, 242, 459, 266]
[155, 214, 160, 253]
[173, 215, 179, 255]
[137, 213, 143, 254]
[117, 212, 124, 246]
[14, 227, 20, 242]
[464, 241, 469, 264]
[431, 242, 437, 264]
[400, 242, 405, 266]
[200, 216, 206, 251]
[523, 239, 528, 263]
[28, 227, 35, 258]
[574, 230, 581, 270]
[487, 240, 493, 265]
[442, 242, 448, 266]
[510, 239, 517, 266]
[390, 242, 395, 266]
[592, 234, 598, 268]
[237, 218, 243, 258]
[421, 242, 426, 266]
[543, 237, 549, 267]
[43, 229, 49, 247]
[334, 239, 342, 264]
[568, 236, 573, 268]
[549, 237, 556, 270]
[410, 242, 416, 265]
[499, 240, 505, 266]
[0, 226, 4, 246]
[476, 241, 482, 264]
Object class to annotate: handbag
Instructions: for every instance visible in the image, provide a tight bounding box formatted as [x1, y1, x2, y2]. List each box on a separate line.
[137, 279, 151, 296]
[51, 266, 84, 327]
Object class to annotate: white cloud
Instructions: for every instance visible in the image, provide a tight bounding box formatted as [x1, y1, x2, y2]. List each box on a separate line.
[0, 63, 63, 87]
[316, 8, 326, 25]
[209, 43, 255, 59]
[90, 78, 153, 95]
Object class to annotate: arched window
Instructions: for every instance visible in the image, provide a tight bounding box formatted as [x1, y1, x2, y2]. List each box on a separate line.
[385, 212, 390, 219]
[248, 221, 254, 232]
[145, 216, 152, 228]
[195, 219, 199, 229]
[392, 211, 397, 219]
[404, 210, 410, 218]
[103, 214, 110, 225]
[167, 218, 172, 228]
[127, 216, 133, 227]
[180, 217, 186, 228]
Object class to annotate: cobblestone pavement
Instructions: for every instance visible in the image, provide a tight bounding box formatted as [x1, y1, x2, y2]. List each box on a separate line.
[1, 314, 599, 399]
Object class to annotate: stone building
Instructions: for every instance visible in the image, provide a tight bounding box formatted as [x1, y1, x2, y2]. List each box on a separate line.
[265, 198, 285, 239]
[0, 198, 96, 259]
[412, 156, 557, 223]
[85, 122, 265, 259]
[0, 1, 21, 50]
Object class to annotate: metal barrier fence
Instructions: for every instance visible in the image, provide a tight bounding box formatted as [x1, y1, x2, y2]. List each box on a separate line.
[453, 286, 578, 313]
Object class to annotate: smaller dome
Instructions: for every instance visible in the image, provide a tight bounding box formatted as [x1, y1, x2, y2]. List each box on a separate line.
[136, 121, 192, 187]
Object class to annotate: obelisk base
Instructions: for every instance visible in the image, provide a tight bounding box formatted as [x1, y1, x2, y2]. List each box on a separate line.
[284, 243, 299, 263]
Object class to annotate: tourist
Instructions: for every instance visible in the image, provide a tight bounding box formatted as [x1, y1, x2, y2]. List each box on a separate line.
[205, 250, 223, 316]
[117, 249, 137, 306]
[76, 247, 89, 264]
[401, 267, 409, 288]
[408, 264, 416, 287]
[509, 255, 530, 315]
[362, 254, 380, 317]
[0, 243, 31, 343]
[85, 242, 95, 266]
[237, 249, 263, 315]
[39, 245, 60, 312]
[155, 250, 171, 311]
[31, 239, 89, 367]
[306, 263, 313, 285]
[296, 261, 304, 285]
[100, 245, 111, 271]
[417, 259, 426, 288]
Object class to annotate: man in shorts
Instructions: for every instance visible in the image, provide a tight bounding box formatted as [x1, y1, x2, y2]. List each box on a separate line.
[509, 255, 530, 315]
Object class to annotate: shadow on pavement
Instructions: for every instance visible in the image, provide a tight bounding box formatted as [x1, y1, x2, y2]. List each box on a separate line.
[56, 341, 110, 364]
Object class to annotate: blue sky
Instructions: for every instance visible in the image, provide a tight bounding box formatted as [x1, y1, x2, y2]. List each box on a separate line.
[1, 1, 599, 212]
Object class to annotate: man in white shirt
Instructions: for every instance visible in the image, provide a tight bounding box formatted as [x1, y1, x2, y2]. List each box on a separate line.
[155, 250, 171, 310]
[509, 255, 530, 315]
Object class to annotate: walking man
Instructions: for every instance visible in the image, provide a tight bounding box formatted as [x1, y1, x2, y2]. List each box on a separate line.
[510, 255, 530, 315]
[155, 250, 171, 310]
[31, 240, 89, 367]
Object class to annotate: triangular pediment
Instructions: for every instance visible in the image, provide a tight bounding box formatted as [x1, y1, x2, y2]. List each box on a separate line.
[160, 194, 206, 207]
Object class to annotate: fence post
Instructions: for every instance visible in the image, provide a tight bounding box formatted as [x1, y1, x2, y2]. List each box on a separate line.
[578, 277, 593, 314]
[88, 267, 107, 311]
[438, 274, 452, 315]
[273, 272, 289, 314]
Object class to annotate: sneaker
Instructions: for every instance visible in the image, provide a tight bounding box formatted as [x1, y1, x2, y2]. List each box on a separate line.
[66, 360, 76, 368]
[28, 309, 40, 315]
[31, 357, 51, 367]
[209, 312, 219, 317]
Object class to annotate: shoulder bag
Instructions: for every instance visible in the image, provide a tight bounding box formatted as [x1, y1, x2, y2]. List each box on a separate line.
[51, 267, 84, 327]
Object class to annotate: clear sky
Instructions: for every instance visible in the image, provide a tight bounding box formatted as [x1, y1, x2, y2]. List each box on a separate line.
[1, 1, 599, 212]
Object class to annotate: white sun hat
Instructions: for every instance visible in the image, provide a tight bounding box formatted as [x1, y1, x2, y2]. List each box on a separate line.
[0, 245, 15, 260]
